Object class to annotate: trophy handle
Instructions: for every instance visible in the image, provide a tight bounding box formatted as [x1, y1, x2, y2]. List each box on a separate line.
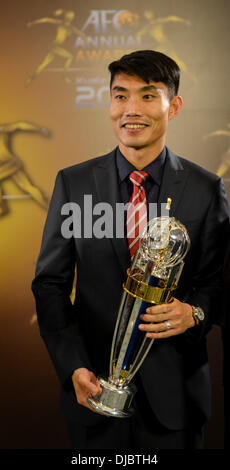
[121, 336, 154, 386]
[109, 289, 128, 378]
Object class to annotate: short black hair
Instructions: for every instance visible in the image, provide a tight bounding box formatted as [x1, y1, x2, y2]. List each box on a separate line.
[108, 50, 180, 100]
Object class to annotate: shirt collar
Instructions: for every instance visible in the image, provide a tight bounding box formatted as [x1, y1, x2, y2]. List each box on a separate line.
[116, 146, 166, 186]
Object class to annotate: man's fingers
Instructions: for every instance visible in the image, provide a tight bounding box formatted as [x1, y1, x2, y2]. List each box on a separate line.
[138, 298, 194, 338]
[89, 372, 102, 392]
[78, 375, 97, 394]
[145, 302, 174, 315]
[78, 372, 101, 395]
[140, 313, 175, 323]
[72, 368, 103, 414]
[146, 328, 180, 339]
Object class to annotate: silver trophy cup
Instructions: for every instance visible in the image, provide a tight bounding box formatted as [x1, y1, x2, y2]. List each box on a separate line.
[88, 214, 190, 417]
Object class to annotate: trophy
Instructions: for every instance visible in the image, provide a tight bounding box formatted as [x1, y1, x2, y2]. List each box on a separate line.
[88, 209, 190, 417]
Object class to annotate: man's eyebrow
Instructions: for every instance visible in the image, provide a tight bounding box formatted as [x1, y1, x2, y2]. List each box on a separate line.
[111, 86, 128, 93]
[111, 85, 161, 93]
[140, 85, 160, 92]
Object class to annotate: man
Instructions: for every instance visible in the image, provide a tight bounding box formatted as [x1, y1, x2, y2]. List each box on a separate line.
[32, 50, 229, 449]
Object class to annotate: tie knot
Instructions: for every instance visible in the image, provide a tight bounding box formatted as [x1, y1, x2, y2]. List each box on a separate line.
[129, 170, 149, 187]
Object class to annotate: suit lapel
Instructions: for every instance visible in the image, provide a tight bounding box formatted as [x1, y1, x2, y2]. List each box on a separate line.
[93, 148, 130, 275]
[158, 148, 189, 217]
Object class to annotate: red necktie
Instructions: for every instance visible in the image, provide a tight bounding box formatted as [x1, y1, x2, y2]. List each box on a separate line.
[127, 170, 149, 258]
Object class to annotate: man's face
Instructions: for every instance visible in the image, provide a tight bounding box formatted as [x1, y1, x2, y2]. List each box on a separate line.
[109, 73, 176, 153]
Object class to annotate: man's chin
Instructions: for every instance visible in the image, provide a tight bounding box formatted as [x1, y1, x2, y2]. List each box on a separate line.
[120, 139, 147, 150]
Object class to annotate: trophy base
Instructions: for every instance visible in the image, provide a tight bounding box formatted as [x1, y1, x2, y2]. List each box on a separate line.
[87, 377, 137, 418]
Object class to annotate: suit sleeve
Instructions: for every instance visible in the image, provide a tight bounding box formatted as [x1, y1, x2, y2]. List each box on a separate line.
[32, 170, 92, 387]
[184, 177, 229, 340]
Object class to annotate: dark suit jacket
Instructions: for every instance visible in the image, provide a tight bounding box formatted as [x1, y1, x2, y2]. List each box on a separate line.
[223, 238, 230, 383]
[32, 147, 229, 430]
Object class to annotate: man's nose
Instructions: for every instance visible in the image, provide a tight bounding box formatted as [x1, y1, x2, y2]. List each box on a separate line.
[124, 97, 142, 116]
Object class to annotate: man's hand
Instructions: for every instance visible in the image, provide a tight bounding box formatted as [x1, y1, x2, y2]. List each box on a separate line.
[138, 298, 195, 339]
[72, 368, 102, 412]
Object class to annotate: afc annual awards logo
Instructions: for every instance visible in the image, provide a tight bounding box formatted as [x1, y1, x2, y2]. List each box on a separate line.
[25, 8, 193, 108]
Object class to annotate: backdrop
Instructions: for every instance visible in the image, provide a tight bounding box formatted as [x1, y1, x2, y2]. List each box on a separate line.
[0, 0, 229, 449]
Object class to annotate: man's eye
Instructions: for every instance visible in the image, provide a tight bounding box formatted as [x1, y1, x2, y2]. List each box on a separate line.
[115, 95, 126, 100]
[143, 94, 155, 99]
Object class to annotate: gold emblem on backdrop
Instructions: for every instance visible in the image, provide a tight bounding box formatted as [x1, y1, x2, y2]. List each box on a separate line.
[204, 123, 230, 177]
[0, 121, 49, 216]
[117, 11, 139, 27]
[136, 10, 194, 80]
[26, 9, 86, 87]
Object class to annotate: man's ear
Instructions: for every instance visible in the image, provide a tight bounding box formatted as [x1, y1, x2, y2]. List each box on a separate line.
[168, 95, 183, 120]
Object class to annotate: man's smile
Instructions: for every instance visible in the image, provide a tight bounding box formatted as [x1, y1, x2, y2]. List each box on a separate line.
[124, 124, 147, 129]
[121, 121, 150, 133]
